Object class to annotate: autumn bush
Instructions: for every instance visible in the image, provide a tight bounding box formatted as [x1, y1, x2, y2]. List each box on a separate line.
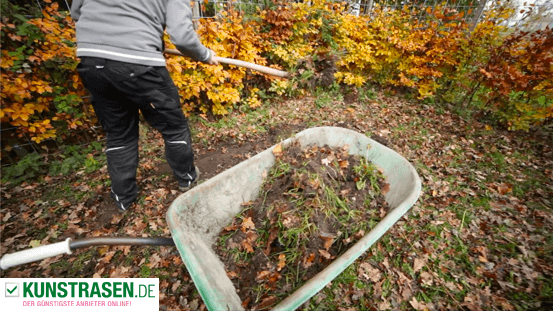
[164, 9, 271, 116]
[1, 0, 90, 144]
[261, 0, 551, 130]
[1, 0, 552, 150]
[472, 27, 553, 130]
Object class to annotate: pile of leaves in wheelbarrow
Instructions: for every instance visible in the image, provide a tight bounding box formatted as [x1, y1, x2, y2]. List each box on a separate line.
[213, 141, 390, 310]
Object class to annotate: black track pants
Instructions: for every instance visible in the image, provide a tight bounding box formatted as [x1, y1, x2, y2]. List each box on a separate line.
[77, 57, 197, 207]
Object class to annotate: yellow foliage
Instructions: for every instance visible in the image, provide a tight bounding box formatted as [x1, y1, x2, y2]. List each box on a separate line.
[1, 2, 89, 143]
[164, 10, 269, 116]
[2, 0, 549, 147]
[243, 88, 261, 109]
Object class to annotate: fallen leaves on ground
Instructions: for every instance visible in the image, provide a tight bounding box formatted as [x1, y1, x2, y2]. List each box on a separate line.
[1, 91, 552, 310]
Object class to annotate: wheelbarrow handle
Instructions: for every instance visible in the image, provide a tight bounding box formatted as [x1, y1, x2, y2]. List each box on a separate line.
[164, 48, 291, 79]
[0, 237, 175, 270]
[0, 238, 72, 270]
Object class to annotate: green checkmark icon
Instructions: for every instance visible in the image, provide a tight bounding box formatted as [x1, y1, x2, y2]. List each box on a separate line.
[7, 286, 17, 294]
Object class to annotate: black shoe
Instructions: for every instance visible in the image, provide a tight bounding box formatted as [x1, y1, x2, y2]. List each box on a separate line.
[179, 166, 200, 192]
[111, 190, 134, 213]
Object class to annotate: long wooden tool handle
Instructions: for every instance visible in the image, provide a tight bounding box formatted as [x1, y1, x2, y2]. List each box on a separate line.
[164, 48, 290, 79]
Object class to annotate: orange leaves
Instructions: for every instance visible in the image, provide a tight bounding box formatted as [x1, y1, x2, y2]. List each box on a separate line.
[318, 249, 334, 260]
[165, 10, 268, 116]
[240, 217, 257, 253]
[319, 232, 335, 251]
[277, 254, 286, 271]
[240, 217, 255, 232]
[475, 27, 553, 130]
[272, 144, 283, 157]
[241, 239, 255, 253]
[1, 1, 87, 142]
[302, 252, 316, 268]
[479, 68, 493, 79]
[9, 104, 34, 121]
[261, 2, 296, 44]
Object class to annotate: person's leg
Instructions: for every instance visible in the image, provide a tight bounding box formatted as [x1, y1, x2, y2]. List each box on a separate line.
[77, 58, 140, 210]
[133, 66, 197, 187]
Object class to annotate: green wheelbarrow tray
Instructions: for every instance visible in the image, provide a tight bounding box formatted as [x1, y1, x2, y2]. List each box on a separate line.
[166, 126, 422, 310]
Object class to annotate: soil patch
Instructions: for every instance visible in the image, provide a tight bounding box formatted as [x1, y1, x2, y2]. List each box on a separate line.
[213, 141, 389, 310]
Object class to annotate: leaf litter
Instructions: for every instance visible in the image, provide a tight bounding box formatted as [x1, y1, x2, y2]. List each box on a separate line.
[1, 91, 552, 310]
[213, 141, 389, 310]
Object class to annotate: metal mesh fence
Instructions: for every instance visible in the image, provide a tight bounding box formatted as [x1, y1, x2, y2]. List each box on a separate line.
[1, 0, 552, 167]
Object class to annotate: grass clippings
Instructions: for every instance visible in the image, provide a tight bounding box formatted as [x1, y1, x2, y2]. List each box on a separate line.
[213, 141, 389, 310]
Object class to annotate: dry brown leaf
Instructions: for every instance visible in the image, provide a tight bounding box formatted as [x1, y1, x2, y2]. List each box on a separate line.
[246, 230, 258, 242]
[359, 262, 382, 282]
[102, 250, 116, 263]
[98, 245, 110, 256]
[413, 257, 426, 273]
[92, 268, 104, 278]
[319, 234, 334, 251]
[268, 271, 281, 284]
[224, 224, 238, 231]
[420, 271, 433, 286]
[2, 211, 12, 222]
[494, 296, 515, 311]
[227, 271, 238, 279]
[241, 239, 254, 253]
[241, 217, 255, 232]
[256, 270, 270, 281]
[256, 296, 277, 309]
[445, 281, 459, 291]
[339, 189, 351, 198]
[318, 249, 334, 260]
[409, 297, 427, 311]
[309, 178, 321, 189]
[378, 299, 391, 310]
[148, 253, 162, 268]
[241, 296, 252, 309]
[109, 266, 131, 278]
[171, 280, 181, 292]
[110, 214, 123, 225]
[497, 183, 512, 195]
[277, 253, 286, 271]
[401, 285, 413, 301]
[303, 253, 315, 268]
[381, 182, 390, 195]
[272, 144, 283, 156]
[282, 214, 300, 228]
[149, 220, 158, 231]
[354, 229, 365, 239]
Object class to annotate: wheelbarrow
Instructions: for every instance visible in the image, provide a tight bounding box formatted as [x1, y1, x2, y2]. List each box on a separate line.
[0, 127, 421, 310]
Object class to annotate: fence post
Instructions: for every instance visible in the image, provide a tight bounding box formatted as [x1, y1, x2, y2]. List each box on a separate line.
[351, 0, 361, 17]
[470, 0, 488, 32]
[192, 1, 201, 30]
[193, 1, 200, 18]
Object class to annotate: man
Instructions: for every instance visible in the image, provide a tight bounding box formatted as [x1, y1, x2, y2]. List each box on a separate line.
[71, 0, 218, 212]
